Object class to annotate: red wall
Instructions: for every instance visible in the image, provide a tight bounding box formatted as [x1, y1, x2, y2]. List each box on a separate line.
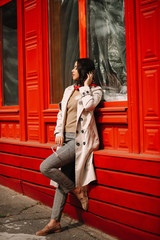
[0, 0, 160, 240]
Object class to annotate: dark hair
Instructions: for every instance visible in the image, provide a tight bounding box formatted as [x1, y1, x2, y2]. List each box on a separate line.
[75, 58, 95, 86]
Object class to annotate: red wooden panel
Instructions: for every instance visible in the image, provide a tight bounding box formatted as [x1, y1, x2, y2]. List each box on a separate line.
[117, 127, 129, 150]
[26, 81, 39, 142]
[43, 109, 58, 122]
[22, 181, 55, 197]
[15, 123, 20, 139]
[96, 169, 160, 196]
[140, 2, 160, 62]
[0, 122, 20, 139]
[0, 142, 52, 159]
[8, 123, 15, 138]
[0, 153, 21, 167]
[1, 123, 7, 138]
[22, 182, 76, 207]
[24, 0, 42, 142]
[0, 164, 21, 179]
[97, 111, 128, 124]
[101, 126, 114, 149]
[88, 185, 160, 216]
[27, 124, 40, 141]
[0, 175, 22, 194]
[22, 182, 54, 208]
[89, 199, 160, 235]
[46, 124, 55, 143]
[144, 125, 160, 154]
[0, 110, 19, 121]
[24, 0, 38, 39]
[142, 65, 160, 120]
[20, 168, 50, 187]
[64, 203, 160, 240]
[139, 0, 158, 6]
[94, 154, 160, 177]
[100, 125, 129, 151]
[26, 82, 39, 114]
[25, 44, 38, 77]
[20, 156, 42, 171]
[0, 152, 42, 171]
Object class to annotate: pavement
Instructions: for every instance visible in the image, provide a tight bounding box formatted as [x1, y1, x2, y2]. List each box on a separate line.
[0, 185, 116, 240]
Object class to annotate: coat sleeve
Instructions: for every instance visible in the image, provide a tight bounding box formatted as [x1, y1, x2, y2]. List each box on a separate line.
[54, 106, 63, 137]
[79, 86, 102, 111]
[54, 88, 67, 137]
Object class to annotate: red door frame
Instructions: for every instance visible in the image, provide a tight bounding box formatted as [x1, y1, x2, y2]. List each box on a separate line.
[0, 0, 140, 154]
[78, 0, 87, 58]
[0, 0, 12, 7]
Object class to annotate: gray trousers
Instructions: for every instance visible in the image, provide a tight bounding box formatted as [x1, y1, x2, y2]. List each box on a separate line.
[40, 132, 75, 221]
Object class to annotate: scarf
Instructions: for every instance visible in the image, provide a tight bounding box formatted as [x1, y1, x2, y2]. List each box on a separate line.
[74, 83, 97, 90]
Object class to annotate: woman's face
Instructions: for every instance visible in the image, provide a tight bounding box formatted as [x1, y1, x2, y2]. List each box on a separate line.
[72, 62, 79, 81]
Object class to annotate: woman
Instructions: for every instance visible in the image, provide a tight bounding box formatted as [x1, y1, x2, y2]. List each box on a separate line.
[36, 58, 102, 236]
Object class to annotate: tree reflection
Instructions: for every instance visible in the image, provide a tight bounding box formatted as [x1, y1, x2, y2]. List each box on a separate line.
[88, 0, 127, 101]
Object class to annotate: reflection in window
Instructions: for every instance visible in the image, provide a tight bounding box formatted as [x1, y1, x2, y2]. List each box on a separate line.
[48, 0, 79, 103]
[1, 0, 18, 106]
[87, 0, 127, 102]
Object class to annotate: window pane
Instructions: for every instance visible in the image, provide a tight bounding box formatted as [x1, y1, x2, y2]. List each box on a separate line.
[1, 0, 18, 106]
[48, 0, 79, 104]
[87, 0, 127, 102]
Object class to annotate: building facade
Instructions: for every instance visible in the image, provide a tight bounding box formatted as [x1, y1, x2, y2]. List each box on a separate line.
[0, 0, 160, 239]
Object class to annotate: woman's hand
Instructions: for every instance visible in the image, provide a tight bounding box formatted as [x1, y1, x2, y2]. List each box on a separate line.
[55, 136, 64, 147]
[84, 72, 93, 86]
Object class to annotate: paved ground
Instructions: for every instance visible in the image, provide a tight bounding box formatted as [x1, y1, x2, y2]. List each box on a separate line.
[0, 185, 117, 240]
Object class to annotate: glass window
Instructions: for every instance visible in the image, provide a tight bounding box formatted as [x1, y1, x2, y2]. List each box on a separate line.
[48, 0, 79, 104]
[1, 0, 18, 106]
[87, 0, 127, 102]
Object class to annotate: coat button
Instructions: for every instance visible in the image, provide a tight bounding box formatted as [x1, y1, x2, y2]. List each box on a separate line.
[83, 142, 86, 145]
[86, 91, 89, 94]
[80, 117, 83, 121]
[76, 130, 79, 134]
[81, 130, 84, 133]
[76, 142, 80, 146]
[82, 92, 85, 96]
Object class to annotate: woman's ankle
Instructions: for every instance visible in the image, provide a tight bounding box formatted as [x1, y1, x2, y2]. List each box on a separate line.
[48, 219, 59, 227]
[71, 187, 80, 194]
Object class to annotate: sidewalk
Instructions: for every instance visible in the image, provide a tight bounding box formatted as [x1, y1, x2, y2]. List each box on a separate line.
[0, 185, 116, 240]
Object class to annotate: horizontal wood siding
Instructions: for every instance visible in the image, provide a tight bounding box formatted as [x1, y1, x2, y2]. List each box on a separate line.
[0, 143, 160, 240]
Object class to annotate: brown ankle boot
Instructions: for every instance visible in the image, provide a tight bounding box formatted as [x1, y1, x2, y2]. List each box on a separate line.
[36, 223, 61, 236]
[71, 186, 88, 211]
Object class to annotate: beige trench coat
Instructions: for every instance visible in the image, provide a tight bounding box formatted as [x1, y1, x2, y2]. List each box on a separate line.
[51, 85, 102, 188]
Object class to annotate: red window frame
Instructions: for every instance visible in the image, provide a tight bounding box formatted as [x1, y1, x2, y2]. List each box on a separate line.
[79, 0, 129, 108]
[42, 0, 139, 152]
[0, 0, 26, 141]
[0, 0, 19, 110]
[45, 0, 131, 109]
[78, 0, 139, 153]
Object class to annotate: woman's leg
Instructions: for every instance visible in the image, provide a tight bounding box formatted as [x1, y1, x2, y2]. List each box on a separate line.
[36, 133, 75, 236]
[40, 133, 75, 193]
[36, 186, 67, 236]
[51, 186, 68, 221]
